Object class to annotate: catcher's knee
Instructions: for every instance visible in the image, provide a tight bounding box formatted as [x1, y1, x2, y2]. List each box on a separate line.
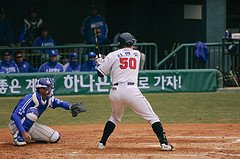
[50, 131, 61, 143]
[26, 107, 39, 122]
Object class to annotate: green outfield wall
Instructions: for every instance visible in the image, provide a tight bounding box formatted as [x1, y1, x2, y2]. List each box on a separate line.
[0, 69, 217, 96]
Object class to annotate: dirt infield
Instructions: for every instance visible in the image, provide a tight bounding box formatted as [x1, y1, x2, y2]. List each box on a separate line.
[1, 124, 240, 159]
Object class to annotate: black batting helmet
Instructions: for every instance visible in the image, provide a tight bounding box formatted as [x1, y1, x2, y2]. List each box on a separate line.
[117, 32, 136, 48]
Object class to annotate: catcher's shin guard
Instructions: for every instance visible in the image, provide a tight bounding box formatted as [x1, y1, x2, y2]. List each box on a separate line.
[28, 123, 60, 143]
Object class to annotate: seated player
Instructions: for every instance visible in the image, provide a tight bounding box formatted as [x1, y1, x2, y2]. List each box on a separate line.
[38, 49, 64, 72]
[0, 51, 19, 73]
[81, 52, 97, 72]
[0, 66, 6, 73]
[14, 51, 37, 73]
[8, 77, 86, 146]
[65, 52, 81, 72]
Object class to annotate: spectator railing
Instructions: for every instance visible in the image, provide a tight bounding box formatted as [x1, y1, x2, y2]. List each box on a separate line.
[0, 43, 158, 70]
[155, 43, 224, 70]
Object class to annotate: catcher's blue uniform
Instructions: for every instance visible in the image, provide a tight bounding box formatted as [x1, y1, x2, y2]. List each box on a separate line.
[9, 78, 71, 146]
[11, 92, 71, 134]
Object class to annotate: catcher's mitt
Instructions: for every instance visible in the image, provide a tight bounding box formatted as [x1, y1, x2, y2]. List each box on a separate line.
[70, 102, 86, 117]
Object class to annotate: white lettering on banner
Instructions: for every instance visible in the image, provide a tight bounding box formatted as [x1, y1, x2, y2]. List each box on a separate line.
[64, 75, 74, 89]
[138, 77, 150, 89]
[64, 74, 98, 92]
[26, 79, 38, 92]
[0, 79, 8, 94]
[73, 75, 80, 92]
[96, 76, 110, 92]
[154, 76, 182, 90]
[9, 79, 21, 93]
[80, 74, 95, 92]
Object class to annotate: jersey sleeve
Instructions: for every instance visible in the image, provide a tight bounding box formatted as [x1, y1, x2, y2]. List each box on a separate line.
[50, 97, 72, 110]
[38, 63, 45, 72]
[11, 94, 34, 133]
[96, 54, 112, 76]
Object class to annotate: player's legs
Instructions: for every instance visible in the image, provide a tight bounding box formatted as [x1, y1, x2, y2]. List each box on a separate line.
[9, 107, 39, 146]
[28, 122, 60, 143]
[123, 87, 160, 124]
[98, 89, 125, 149]
[123, 87, 174, 150]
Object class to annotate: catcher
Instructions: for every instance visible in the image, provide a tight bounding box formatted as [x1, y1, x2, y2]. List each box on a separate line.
[8, 77, 86, 146]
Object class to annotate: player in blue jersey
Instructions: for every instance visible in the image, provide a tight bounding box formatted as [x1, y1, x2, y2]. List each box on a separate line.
[33, 27, 56, 60]
[0, 66, 6, 73]
[38, 50, 64, 72]
[8, 77, 86, 146]
[14, 51, 37, 73]
[0, 51, 19, 73]
[81, 52, 97, 72]
[65, 52, 81, 72]
[81, 5, 108, 44]
[33, 27, 55, 47]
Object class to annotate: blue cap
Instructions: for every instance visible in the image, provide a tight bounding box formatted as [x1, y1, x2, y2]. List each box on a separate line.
[88, 52, 96, 58]
[69, 52, 78, 59]
[48, 50, 58, 56]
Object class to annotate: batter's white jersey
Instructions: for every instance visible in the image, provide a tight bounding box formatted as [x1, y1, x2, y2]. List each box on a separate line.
[97, 48, 140, 85]
[97, 47, 160, 125]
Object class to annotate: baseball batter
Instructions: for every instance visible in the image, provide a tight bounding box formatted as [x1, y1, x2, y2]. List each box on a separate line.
[96, 32, 174, 151]
[8, 78, 86, 146]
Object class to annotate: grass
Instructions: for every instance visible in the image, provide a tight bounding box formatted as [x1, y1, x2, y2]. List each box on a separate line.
[0, 92, 240, 128]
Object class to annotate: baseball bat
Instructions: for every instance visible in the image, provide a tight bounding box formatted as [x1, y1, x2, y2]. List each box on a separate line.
[93, 28, 99, 56]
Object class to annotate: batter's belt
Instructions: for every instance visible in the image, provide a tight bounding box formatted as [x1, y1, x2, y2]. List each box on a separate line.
[113, 82, 135, 86]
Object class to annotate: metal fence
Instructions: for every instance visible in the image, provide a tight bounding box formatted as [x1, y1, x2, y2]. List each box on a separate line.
[0, 43, 158, 70]
[155, 43, 224, 70]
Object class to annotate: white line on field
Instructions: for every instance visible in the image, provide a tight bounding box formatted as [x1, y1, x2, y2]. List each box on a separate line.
[216, 152, 240, 157]
[232, 138, 240, 143]
[0, 142, 7, 144]
[173, 136, 239, 139]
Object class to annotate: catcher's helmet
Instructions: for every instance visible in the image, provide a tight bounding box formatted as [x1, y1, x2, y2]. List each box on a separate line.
[35, 78, 50, 88]
[117, 32, 136, 48]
